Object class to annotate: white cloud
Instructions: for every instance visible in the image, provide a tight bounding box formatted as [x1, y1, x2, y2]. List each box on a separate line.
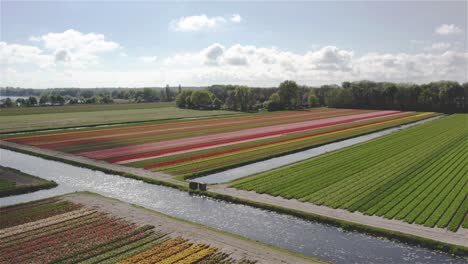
[37, 29, 120, 53]
[0, 42, 53, 68]
[26, 29, 120, 68]
[139, 56, 158, 63]
[171, 15, 226, 32]
[171, 14, 242, 32]
[424, 42, 452, 52]
[159, 43, 468, 85]
[231, 14, 242, 23]
[2, 39, 468, 87]
[435, 24, 463, 35]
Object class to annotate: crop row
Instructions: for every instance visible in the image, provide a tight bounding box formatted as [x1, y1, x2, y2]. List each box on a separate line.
[0, 198, 255, 264]
[155, 113, 436, 178]
[232, 114, 467, 231]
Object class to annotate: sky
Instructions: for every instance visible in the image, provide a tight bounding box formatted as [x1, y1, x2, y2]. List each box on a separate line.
[1, 1, 467, 88]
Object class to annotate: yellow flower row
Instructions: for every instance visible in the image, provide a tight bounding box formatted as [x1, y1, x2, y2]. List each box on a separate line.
[157, 243, 207, 264]
[175, 247, 218, 264]
[118, 238, 185, 264]
[139, 242, 192, 264]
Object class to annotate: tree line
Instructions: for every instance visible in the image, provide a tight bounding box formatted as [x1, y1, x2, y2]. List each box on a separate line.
[1, 86, 177, 107]
[176, 80, 466, 113]
[2, 80, 466, 112]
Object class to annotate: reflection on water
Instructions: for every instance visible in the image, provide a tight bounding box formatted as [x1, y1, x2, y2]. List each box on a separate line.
[195, 115, 444, 183]
[0, 149, 464, 264]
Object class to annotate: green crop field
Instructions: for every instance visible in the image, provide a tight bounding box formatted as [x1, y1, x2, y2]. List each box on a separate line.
[232, 114, 467, 231]
[0, 103, 236, 133]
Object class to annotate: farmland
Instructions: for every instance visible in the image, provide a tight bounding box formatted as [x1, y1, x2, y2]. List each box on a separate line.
[0, 194, 318, 264]
[0, 165, 57, 197]
[232, 114, 467, 232]
[0, 103, 236, 133]
[3, 108, 438, 179]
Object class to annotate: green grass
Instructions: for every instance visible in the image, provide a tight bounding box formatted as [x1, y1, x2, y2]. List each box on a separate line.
[0, 103, 237, 133]
[232, 114, 468, 232]
[0, 102, 174, 116]
[0, 166, 58, 197]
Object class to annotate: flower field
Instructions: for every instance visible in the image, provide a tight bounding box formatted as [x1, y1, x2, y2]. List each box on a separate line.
[232, 114, 468, 231]
[0, 198, 254, 264]
[4, 108, 438, 178]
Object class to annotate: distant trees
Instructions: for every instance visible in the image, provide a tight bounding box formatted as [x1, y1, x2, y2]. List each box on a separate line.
[223, 86, 256, 112]
[27, 97, 37, 106]
[308, 93, 317, 108]
[263, 93, 281, 111]
[190, 90, 216, 109]
[322, 80, 466, 112]
[4, 97, 14, 107]
[278, 80, 300, 109]
[4, 80, 466, 112]
[175, 90, 193, 108]
[177, 90, 221, 110]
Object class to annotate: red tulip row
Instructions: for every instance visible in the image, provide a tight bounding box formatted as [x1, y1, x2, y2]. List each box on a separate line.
[33, 109, 359, 149]
[104, 110, 402, 163]
[7, 108, 346, 144]
[144, 111, 413, 170]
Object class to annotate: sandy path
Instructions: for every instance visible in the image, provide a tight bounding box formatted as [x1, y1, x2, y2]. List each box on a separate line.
[209, 185, 468, 248]
[65, 193, 321, 264]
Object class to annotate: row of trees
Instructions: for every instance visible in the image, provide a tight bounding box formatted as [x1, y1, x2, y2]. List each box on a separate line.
[176, 81, 317, 112]
[176, 80, 466, 113]
[320, 80, 466, 112]
[1, 86, 179, 108]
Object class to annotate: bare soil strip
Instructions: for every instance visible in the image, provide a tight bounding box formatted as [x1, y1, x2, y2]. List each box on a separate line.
[2, 140, 467, 249]
[64, 193, 321, 264]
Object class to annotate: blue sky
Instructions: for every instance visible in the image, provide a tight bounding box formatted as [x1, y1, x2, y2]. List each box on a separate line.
[1, 1, 467, 88]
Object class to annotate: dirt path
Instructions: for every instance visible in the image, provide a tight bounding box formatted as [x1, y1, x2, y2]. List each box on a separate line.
[65, 193, 321, 264]
[209, 185, 468, 248]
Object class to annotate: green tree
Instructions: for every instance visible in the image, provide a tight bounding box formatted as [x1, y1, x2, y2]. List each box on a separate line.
[27, 97, 38, 106]
[278, 80, 299, 109]
[56, 95, 65, 105]
[264, 92, 281, 111]
[143, 88, 157, 102]
[190, 90, 213, 109]
[4, 97, 14, 107]
[234, 86, 255, 112]
[308, 93, 317, 108]
[39, 95, 49, 105]
[175, 90, 193, 108]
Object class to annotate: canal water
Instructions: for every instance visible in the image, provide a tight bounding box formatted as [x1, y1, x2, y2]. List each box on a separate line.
[0, 149, 464, 264]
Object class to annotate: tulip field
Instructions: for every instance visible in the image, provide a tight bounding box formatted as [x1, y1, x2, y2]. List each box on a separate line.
[0, 198, 254, 264]
[4, 108, 438, 178]
[232, 114, 468, 231]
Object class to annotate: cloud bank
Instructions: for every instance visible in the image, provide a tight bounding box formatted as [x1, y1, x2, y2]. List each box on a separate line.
[1, 30, 467, 88]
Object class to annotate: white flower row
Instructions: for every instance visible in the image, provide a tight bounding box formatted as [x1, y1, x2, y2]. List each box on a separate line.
[0, 208, 95, 239]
